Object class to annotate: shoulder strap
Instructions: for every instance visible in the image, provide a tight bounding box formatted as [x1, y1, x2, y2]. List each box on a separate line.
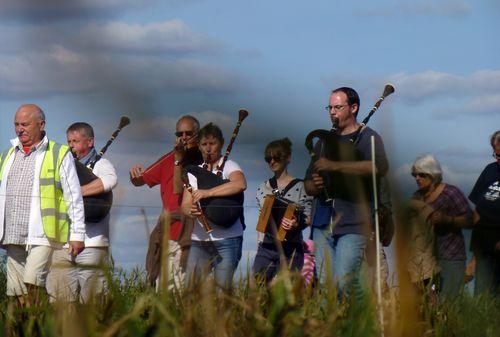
[282, 178, 302, 196]
[268, 177, 302, 197]
[268, 176, 278, 189]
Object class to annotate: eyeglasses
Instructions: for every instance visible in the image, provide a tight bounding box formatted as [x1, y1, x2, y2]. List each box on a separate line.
[175, 130, 194, 137]
[411, 172, 430, 178]
[264, 155, 285, 163]
[325, 104, 350, 112]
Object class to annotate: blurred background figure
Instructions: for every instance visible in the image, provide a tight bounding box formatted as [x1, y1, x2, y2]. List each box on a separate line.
[468, 130, 500, 297]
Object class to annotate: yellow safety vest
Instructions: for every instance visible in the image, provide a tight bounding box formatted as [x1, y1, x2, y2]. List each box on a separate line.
[0, 141, 71, 243]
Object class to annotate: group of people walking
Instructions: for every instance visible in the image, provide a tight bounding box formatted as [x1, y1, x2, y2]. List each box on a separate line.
[0, 86, 498, 308]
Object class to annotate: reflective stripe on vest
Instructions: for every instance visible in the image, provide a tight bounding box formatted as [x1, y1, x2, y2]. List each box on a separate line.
[0, 148, 15, 186]
[40, 141, 70, 243]
[0, 141, 70, 243]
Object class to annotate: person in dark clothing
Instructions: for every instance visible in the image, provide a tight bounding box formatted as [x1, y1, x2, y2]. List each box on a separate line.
[469, 130, 500, 297]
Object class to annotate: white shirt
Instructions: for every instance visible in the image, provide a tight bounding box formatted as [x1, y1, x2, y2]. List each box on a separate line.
[188, 159, 244, 241]
[79, 158, 117, 247]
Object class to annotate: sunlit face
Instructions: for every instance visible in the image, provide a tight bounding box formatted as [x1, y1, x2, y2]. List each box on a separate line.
[67, 130, 94, 159]
[328, 91, 358, 130]
[176, 119, 197, 145]
[265, 150, 290, 174]
[412, 172, 434, 191]
[14, 108, 45, 147]
[199, 135, 223, 164]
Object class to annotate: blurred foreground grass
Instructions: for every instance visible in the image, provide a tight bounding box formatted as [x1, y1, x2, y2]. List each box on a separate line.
[0, 262, 498, 337]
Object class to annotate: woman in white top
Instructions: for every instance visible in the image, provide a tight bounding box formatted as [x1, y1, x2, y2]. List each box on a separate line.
[181, 123, 247, 289]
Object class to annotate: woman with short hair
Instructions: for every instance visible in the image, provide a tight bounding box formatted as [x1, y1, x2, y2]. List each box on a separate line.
[410, 154, 471, 299]
[181, 123, 246, 290]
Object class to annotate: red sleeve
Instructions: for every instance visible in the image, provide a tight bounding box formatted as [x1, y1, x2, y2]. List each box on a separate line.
[142, 152, 174, 188]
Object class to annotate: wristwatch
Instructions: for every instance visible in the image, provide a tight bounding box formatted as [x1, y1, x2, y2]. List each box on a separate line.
[174, 159, 181, 166]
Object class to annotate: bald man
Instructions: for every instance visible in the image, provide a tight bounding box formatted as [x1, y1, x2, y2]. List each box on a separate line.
[0, 104, 85, 306]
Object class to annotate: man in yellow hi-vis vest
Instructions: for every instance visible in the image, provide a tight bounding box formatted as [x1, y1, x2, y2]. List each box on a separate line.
[0, 104, 86, 307]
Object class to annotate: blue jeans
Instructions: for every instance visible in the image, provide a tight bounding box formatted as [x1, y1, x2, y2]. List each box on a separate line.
[333, 234, 367, 297]
[312, 228, 367, 297]
[185, 236, 242, 289]
[438, 259, 465, 300]
[474, 252, 500, 297]
[311, 226, 335, 283]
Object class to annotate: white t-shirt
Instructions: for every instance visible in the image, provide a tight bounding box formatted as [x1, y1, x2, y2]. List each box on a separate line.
[188, 159, 244, 241]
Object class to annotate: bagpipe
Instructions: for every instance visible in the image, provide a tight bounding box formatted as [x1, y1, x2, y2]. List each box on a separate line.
[183, 109, 249, 229]
[74, 116, 130, 223]
[304, 84, 395, 203]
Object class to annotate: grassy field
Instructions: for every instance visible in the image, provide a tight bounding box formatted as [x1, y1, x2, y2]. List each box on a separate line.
[0, 260, 499, 337]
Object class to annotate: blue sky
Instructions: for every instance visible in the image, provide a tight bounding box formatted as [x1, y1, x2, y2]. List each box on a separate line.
[0, 0, 498, 273]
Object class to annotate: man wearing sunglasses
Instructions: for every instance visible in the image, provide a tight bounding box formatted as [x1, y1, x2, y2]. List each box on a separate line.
[304, 87, 389, 299]
[469, 130, 500, 296]
[129, 115, 200, 290]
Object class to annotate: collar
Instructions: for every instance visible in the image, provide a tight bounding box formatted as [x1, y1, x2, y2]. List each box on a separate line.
[202, 156, 224, 172]
[79, 147, 97, 166]
[11, 134, 49, 153]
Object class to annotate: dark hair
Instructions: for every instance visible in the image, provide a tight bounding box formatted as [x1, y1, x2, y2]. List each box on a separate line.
[177, 115, 200, 131]
[67, 122, 94, 139]
[490, 130, 500, 147]
[331, 87, 360, 116]
[198, 123, 224, 144]
[265, 137, 292, 159]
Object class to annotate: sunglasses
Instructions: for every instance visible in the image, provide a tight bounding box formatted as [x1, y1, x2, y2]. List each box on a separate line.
[411, 172, 430, 178]
[265, 155, 285, 163]
[175, 130, 195, 137]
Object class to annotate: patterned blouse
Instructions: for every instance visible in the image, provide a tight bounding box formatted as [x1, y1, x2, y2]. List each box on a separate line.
[412, 184, 471, 261]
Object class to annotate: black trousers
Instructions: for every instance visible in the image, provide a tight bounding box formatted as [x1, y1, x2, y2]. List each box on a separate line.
[252, 242, 304, 283]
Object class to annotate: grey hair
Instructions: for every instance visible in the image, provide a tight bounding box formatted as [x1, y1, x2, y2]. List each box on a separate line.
[177, 115, 200, 132]
[37, 108, 46, 121]
[411, 154, 443, 184]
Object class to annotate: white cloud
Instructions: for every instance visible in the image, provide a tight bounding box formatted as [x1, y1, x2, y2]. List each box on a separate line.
[0, 46, 240, 99]
[382, 70, 500, 105]
[76, 20, 219, 55]
[354, 0, 472, 18]
[433, 94, 500, 118]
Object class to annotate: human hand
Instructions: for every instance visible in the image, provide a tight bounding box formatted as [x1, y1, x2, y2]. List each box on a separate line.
[192, 189, 211, 203]
[313, 158, 337, 172]
[311, 173, 325, 189]
[129, 164, 145, 186]
[190, 203, 202, 217]
[280, 216, 297, 231]
[427, 211, 451, 227]
[68, 241, 85, 256]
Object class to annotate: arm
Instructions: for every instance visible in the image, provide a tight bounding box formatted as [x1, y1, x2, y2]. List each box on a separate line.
[304, 176, 320, 196]
[313, 158, 375, 175]
[428, 186, 473, 229]
[82, 179, 105, 196]
[191, 170, 247, 203]
[428, 212, 471, 229]
[181, 186, 202, 218]
[83, 159, 118, 196]
[60, 152, 85, 255]
[129, 164, 146, 186]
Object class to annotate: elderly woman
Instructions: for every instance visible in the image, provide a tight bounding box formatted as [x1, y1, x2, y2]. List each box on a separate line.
[253, 138, 312, 283]
[410, 154, 471, 299]
[181, 123, 247, 290]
